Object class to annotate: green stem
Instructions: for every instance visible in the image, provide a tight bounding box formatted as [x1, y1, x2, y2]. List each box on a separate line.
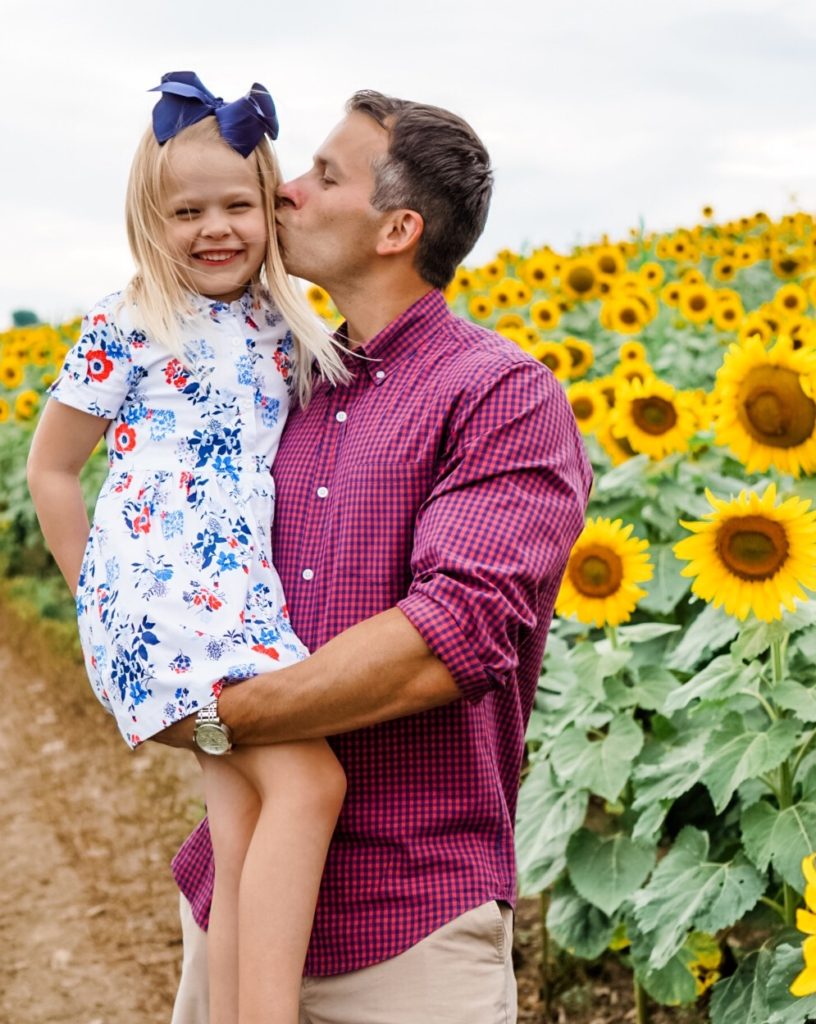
[741, 688, 778, 722]
[772, 636, 797, 928]
[759, 895, 786, 919]
[605, 625, 620, 650]
[634, 977, 649, 1024]
[539, 890, 551, 1019]
[792, 728, 816, 782]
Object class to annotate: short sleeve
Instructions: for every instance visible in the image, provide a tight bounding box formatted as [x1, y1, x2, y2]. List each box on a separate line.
[49, 296, 133, 419]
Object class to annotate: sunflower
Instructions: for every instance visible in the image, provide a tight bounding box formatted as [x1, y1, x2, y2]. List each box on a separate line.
[0, 358, 24, 390]
[305, 283, 331, 312]
[597, 422, 636, 466]
[563, 337, 594, 378]
[495, 313, 525, 333]
[567, 381, 608, 435]
[531, 341, 571, 381]
[638, 262, 665, 289]
[0, 398, 9, 422]
[712, 301, 743, 333]
[713, 334, 816, 477]
[611, 359, 655, 389]
[490, 277, 521, 310]
[603, 294, 646, 335]
[661, 282, 682, 307]
[556, 517, 653, 628]
[468, 295, 493, 321]
[737, 313, 774, 347]
[530, 299, 561, 331]
[594, 246, 626, 278]
[674, 484, 816, 622]
[14, 389, 39, 421]
[678, 283, 714, 325]
[712, 258, 737, 283]
[479, 258, 506, 284]
[772, 249, 810, 280]
[612, 377, 697, 459]
[519, 253, 552, 291]
[454, 267, 477, 292]
[619, 340, 646, 362]
[561, 259, 598, 300]
[774, 283, 809, 317]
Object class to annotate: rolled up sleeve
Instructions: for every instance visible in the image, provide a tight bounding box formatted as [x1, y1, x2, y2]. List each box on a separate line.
[398, 359, 591, 703]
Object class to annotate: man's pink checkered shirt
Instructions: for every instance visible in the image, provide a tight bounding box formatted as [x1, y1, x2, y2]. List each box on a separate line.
[172, 289, 592, 976]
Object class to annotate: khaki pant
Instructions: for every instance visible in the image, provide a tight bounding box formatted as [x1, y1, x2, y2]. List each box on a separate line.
[171, 894, 517, 1024]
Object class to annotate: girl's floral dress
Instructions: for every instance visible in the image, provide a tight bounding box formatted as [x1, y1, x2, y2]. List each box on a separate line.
[49, 289, 308, 748]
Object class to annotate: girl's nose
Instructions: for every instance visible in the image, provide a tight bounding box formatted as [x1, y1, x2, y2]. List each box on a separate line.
[200, 211, 231, 237]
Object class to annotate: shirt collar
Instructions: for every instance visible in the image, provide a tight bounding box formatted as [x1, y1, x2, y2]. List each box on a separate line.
[334, 290, 451, 384]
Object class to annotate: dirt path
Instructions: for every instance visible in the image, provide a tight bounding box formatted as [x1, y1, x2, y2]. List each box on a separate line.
[0, 642, 202, 1024]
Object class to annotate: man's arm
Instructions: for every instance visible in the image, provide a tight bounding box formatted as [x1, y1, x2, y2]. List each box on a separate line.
[157, 607, 461, 747]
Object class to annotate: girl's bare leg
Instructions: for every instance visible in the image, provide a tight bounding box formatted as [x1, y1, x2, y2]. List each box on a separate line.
[197, 739, 346, 1024]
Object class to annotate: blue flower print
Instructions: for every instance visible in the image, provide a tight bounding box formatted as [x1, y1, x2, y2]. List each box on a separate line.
[212, 454, 240, 483]
[170, 654, 192, 674]
[123, 402, 148, 426]
[256, 393, 280, 427]
[236, 354, 254, 386]
[217, 551, 240, 572]
[129, 679, 152, 706]
[161, 510, 184, 539]
[149, 408, 176, 441]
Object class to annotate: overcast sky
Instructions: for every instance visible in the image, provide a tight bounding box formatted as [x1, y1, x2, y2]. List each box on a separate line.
[3, 0, 816, 324]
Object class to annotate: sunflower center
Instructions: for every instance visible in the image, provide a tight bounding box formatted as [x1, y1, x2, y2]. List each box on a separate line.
[619, 307, 639, 325]
[567, 266, 595, 293]
[689, 294, 708, 312]
[631, 396, 678, 435]
[572, 398, 595, 420]
[569, 544, 624, 597]
[737, 366, 816, 448]
[716, 515, 789, 580]
[542, 353, 561, 371]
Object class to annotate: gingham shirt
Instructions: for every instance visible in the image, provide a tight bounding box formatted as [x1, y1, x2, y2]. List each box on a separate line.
[172, 289, 592, 975]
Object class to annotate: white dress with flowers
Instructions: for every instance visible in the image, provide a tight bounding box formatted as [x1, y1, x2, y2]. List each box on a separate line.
[49, 289, 308, 748]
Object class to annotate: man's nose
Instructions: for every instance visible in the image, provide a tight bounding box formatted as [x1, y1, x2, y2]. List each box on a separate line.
[276, 177, 303, 209]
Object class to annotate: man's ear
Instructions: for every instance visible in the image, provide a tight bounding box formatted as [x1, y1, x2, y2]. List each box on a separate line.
[376, 210, 424, 256]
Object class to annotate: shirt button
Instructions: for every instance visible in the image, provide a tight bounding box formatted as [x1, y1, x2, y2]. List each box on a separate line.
[302, 568, 314, 581]
[335, 411, 347, 422]
[316, 486, 329, 499]
[375, 369, 386, 380]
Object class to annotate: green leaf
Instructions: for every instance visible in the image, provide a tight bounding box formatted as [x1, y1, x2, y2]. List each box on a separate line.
[615, 622, 681, 643]
[701, 716, 801, 813]
[668, 603, 741, 672]
[741, 800, 816, 891]
[552, 715, 644, 802]
[774, 680, 816, 723]
[566, 829, 655, 916]
[633, 799, 672, 843]
[709, 947, 772, 1024]
[632, 730, 710, 810]
[627, 665, 679, 711]
[633, 931, 721, 1008]
[515, 760, 589, 896]
[546, 875, 615, 959]
[631, 826, 765, 969]
[732, 603, 816, 662]
[595, 453, 651, 493]
[664, 655, 760, 713]
[767, 942, 816, 1023]
[639, 543, 692, 615]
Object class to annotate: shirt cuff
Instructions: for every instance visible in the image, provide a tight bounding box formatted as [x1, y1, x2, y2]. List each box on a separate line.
[398, 591, 494, 705]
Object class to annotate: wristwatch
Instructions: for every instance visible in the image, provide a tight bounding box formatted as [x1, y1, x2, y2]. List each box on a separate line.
[193, 699, 233, 755]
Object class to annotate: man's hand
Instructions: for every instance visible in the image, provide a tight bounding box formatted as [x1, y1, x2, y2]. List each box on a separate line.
[152, 714, 196, 749]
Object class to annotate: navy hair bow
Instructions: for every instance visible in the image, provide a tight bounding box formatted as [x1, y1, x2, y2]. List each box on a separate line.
[149, 71, 279, 157]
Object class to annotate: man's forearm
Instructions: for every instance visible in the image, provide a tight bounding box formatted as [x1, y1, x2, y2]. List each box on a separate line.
[158, 607, 462, 748]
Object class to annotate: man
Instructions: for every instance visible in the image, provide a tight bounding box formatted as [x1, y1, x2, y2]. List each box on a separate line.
[166, 90, 592, 1023]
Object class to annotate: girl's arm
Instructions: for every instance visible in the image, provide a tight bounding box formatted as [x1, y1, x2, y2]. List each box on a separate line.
[26, 401, 110, 594]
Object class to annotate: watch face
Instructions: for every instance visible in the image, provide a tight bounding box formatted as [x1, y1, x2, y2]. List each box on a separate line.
[195, 722, 231, 755]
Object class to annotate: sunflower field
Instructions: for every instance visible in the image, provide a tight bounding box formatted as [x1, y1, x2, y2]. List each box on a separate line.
[7, 210, 816, 1020]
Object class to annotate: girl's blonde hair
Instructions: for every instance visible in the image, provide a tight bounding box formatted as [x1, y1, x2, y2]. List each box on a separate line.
[124, 117, 346, 404]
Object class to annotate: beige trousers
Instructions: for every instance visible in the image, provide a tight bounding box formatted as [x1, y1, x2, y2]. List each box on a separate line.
[171, 894, 517, 1024]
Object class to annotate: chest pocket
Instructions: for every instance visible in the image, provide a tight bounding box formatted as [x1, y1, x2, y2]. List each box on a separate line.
[333, 460, 434, 585]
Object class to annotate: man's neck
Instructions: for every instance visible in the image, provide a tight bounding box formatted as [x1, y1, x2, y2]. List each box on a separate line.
[334, 277, 434, 349]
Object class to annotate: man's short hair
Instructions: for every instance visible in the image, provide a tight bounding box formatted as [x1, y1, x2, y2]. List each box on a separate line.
[347, 90, 493, 289]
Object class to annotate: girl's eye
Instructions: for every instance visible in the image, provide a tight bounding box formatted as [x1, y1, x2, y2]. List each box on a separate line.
[229, 202, 251, 210]
[174, 208, 197, 218]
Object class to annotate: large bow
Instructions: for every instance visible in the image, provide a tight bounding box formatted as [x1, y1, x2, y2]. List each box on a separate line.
[149, 71, 279, 157]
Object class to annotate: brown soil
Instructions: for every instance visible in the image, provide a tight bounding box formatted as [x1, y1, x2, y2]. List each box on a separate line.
[1, 603, 706, 1023]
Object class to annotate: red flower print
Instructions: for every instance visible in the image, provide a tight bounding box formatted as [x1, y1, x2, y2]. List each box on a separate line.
[86, 349, 114, 382]
[164, 358, 189, 390]
[207, 594, 222, 611]
[115, 424, 137, 452]
[132, 506, 151, 534]
[92, 314, 107, 325]
[252, 643, 280, 660]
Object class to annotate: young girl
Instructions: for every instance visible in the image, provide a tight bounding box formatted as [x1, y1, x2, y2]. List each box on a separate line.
[27, 71, 347, 1024]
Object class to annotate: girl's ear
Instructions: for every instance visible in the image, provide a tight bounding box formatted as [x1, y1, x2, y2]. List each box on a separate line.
[376, 210, 424, 257]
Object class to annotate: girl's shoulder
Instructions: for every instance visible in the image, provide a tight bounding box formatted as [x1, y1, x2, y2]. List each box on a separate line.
[82, 291, 132, 335]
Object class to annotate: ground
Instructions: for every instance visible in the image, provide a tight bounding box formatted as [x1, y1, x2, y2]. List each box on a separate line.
[1, 604, 706, 1023]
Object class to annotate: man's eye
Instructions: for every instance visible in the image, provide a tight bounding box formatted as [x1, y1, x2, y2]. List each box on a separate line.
[321, 175, 336, 186]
